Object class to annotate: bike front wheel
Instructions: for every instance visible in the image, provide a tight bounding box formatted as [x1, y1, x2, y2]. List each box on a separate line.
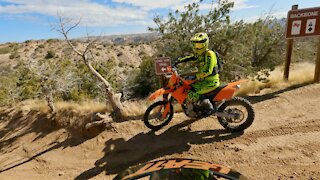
[143, 101, 174, 131]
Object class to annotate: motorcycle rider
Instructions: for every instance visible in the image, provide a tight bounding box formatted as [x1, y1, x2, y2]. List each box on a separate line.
[173, 32, 220, 114]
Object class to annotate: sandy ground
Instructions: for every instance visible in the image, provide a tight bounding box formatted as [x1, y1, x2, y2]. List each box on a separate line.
[0, 83, 320, 179]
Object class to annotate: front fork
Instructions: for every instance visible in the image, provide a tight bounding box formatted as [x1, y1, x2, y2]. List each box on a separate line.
[161, 94, 172, 119]
[163, 94, 169, 101]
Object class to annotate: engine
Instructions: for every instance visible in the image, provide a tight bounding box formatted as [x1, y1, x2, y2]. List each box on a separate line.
[183, 99, 214, 118]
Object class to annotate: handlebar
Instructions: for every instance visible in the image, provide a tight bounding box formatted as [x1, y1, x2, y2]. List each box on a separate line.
[166, 66, 198, 84]
[166, 66, 177, 74]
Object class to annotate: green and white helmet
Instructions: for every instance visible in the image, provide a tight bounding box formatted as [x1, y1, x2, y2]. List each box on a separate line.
[190, 32, 209, 56]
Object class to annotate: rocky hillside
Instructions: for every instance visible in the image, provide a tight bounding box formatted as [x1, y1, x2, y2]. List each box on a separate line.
[0, 38, 156, 69]
[79, 33, 160, 45]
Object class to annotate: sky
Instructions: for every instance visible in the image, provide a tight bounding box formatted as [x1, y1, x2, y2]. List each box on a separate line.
[0, 0, 320, 43]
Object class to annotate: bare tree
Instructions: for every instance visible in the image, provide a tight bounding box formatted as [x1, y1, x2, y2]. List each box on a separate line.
[54, 15, 125, 122]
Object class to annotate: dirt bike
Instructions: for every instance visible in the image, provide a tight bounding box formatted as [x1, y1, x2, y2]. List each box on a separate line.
[143, 66, 255, 131]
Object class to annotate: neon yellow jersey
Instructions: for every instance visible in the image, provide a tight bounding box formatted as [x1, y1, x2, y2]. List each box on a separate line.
[196, 50, 217, 80]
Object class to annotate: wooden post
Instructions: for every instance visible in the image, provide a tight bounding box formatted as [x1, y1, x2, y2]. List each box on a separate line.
[160, 74, 167, 87]
[315, 38, 320, 83]
[284, 39, 294, 81]
[284, 5, 298, 81]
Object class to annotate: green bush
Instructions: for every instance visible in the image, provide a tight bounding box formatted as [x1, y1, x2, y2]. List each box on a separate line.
[38, 44, 45, 48]
[15, 63, 42, 100]
[8, 43, 18, 48]
[9, 52, 20, 59]
[71, 40, 79, 47]
[45, 50, 56, 59]
[117, 51, 123, 56]
[61, 89, 88, 101]
[35, 47, 43, 53]
[139, 50, 146, 56]
[46, 39, 59, 44]
[126, 56, 158, 98]
[119, 61, 125, 67]
[0, 47, 11, 54]
[0, 75, 18, 106]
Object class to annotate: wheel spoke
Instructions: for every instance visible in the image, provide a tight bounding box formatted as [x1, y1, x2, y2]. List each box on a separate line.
[144, 101, 174, 130]
[217, 97, 255, 131]
[148, 104, 170, 126]
[223, 105, 248, 126]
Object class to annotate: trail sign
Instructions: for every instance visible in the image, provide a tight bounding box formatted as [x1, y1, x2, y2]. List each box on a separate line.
[284, 5, 320, 83]
[155, 57, 171, 75]
[286, 7, 320, 38]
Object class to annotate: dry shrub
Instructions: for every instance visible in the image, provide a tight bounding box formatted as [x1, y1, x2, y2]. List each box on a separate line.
[16, 99, 109, 114]
[122, 100, 148, 117]
[236, 62, 315, 96]
[55, 101, 108, 113]
[17, 99, 49, 113]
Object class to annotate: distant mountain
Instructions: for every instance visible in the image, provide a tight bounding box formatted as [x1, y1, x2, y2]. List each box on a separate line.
[78, 32, 161, 45]
[277, 17, 287, 26]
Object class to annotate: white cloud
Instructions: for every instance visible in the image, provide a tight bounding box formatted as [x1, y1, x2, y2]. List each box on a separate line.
[172, 1, 213, 12]
[0, 0, 148, 26]
[231, 0, 258, 10]
[111, 0, 189, 10]
[240, 11, 287, 23]
[111, 0, 256, 12]
[0, 0, 258, 27]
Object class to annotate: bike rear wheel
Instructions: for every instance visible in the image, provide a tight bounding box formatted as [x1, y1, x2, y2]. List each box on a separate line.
[217, 97, 254, 132]
[143, 101, 174, 131]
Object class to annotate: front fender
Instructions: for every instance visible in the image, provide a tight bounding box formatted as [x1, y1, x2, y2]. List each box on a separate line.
[149, 88, 170, 101]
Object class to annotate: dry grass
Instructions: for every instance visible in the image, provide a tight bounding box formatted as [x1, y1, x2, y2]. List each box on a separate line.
[122, 100, 148, 117]
[236, 62, 315, 96]
[17, 99, 149, 117]
[56, 101, 108, 113]
[18, 99, 49, 113]
[17, 99, 108, 114]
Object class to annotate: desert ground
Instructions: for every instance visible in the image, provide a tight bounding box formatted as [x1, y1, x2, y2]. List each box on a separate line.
[1, 82, 320, 179]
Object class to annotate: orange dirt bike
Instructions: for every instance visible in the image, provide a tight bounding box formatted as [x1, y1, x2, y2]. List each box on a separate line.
[143, 66, 255, 131]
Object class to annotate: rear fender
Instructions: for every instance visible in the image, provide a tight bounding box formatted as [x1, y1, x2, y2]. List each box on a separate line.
[213, 80, 247, 101]
[149, 88, 171, 101]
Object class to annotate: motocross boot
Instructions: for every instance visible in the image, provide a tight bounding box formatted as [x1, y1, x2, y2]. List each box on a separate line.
[185, 101, 197, 118]
[200, 99, 215, 116]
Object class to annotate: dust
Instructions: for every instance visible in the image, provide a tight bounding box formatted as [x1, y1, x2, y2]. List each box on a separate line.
[236, 62, 315, 96]
[123, 100, 148, 117]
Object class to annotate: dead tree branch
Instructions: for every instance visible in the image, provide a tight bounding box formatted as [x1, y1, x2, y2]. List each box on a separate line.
[54, 14, 125, 124]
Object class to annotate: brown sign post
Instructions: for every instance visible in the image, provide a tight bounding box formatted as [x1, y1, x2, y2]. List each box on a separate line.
[155, 57, 171, 87]
[155, 57, 171, 75]
[285, 5, 320, 83]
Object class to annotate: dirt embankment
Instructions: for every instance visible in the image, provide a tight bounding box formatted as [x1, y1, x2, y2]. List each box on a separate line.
[1, 84, 320, 179]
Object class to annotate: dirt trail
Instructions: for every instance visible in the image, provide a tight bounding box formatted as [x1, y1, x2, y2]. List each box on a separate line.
[0, 83, 320, 179]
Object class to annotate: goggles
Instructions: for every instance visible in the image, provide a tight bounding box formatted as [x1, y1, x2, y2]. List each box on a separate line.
[192, 42, 205, 49]
[191, 38, 207, 49]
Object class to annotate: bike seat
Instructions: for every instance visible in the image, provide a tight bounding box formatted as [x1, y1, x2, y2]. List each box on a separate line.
[200, 84, 227, 100]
